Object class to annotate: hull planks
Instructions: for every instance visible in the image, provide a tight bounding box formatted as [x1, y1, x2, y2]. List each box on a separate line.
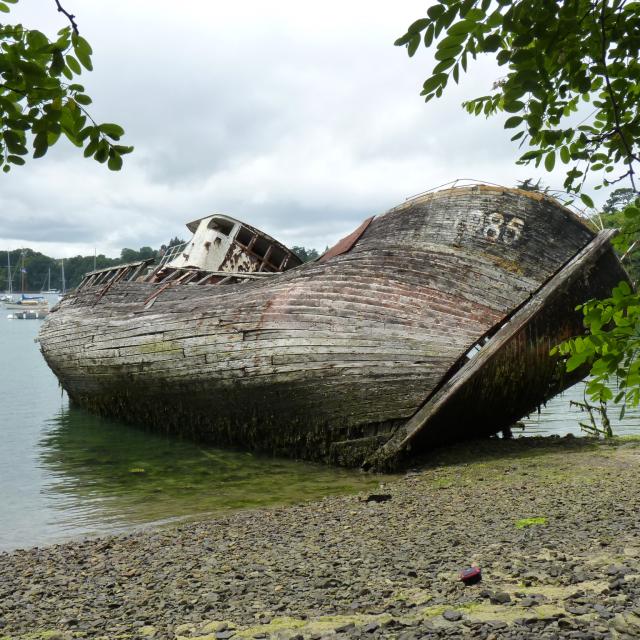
[38, 186, 630, 469]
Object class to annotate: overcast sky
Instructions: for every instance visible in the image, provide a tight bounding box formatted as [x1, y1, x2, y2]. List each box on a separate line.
[0, 1, 602, 258]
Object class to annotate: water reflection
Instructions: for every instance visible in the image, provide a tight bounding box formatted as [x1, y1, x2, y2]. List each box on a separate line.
[35, 384, 640, 541]
[37, 405, 384, 541]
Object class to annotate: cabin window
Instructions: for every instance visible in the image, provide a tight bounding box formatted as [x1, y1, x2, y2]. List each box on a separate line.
[236, 227, 253, 246]
[208, 218, 235, 236]
[270, 246, 286, 267]
[252, 237, 270, 258]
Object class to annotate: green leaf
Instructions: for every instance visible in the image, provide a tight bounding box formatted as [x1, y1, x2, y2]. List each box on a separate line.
[544, 150, 556, 172]
[465, 8, 485, 20]
[407, 35, 420, 57]
[33, 131, 48, 158]
[433, 58, 456, 74]
[72, 34, 93, 71]
[83, 139, 99, 158]
[427, 4, 445, 20]
[50, 49, 65, 76]
[447, 20, 476, 36]
[408, 18, 430, 34]
[503, 100, 525, 113]
[617, 280, 632, 296]
[580, 193, 595, 208]
[394, 33, 413, 47]
[452, 62, 459, 84]
[98, 123, 125, 139]
[423, 24, 435, 47]
[65, 54, 81, 75]
[107, 149, 123, 171]
[77, 126, 94, 141]
[504, 116, 523, 128]
[566, 351, 589, 372]
[94, 141, 109, 163]
[422, 73, 448, 94]
[0, 3, 10, 13]
[438, 33, 467, 50]
[482, 33, 501, 51]
[434, 45, 462, 61]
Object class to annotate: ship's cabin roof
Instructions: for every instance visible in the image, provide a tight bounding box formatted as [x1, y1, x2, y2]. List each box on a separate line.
[163, 213, 302, 275]
[186, 214, 239, 235]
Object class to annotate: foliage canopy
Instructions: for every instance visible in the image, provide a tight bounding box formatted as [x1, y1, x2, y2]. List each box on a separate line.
[397, 0, 640, 418]
[396, 0, 640, 202]
[0, 0, 131, 172]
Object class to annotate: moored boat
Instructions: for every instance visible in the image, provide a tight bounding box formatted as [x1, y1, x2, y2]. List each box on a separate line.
[8, 308, 48, 320]
[38, 185, 630, 469]
[5, 294, 49, 310]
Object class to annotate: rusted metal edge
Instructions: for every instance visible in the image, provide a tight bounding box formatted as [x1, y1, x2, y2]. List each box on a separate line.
[364, 229, 619, 470]
[318, 216, 375, 263]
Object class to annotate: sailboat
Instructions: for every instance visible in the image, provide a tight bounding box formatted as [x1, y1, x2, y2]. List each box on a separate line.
[5, 252, 48, 313]
[0, 251, 16, 302]
[41, 267, 60, 295]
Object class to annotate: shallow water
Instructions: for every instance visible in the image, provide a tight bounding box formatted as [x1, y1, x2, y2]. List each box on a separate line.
[0, 299, 383, 551]
[0, 296, 638, 552]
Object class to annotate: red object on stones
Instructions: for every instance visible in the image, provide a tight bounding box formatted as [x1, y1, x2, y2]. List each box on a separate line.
[459, 566, 482, 585]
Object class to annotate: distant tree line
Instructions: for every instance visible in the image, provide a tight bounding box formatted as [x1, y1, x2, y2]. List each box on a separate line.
[0, 237, 186, 293]
[0, 239, 323, 292]
[291, 246, 321, 262]
[597, 189, 639, 285]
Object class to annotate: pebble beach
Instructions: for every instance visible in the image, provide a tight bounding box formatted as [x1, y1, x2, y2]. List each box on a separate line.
[2, 437, 640, 640]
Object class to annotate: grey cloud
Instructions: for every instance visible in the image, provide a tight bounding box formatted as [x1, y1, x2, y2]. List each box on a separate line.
[0, 1, 591, 260]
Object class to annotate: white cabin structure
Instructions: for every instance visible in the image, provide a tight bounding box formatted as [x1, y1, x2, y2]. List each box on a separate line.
[166, 214, 301, 274]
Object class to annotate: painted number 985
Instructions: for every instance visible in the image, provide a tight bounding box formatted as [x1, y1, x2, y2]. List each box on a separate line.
[482, 213, 525, 245]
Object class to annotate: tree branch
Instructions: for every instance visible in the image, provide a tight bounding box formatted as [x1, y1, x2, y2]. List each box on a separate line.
[599, 1, 638, 192]
[53, 0, 79, 34]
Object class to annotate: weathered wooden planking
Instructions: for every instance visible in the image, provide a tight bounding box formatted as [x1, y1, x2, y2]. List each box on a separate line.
[39, 186, 623, 466]
[365, 229, 624, 470]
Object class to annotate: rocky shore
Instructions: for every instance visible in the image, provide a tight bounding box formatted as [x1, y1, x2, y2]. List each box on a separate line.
[2, 437, 640, 640]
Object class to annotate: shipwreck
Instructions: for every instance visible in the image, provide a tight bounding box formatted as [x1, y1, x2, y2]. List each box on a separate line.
[38, 185, 629, 469]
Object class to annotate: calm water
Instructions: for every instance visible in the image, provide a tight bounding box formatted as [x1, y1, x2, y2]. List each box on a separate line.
[1, 296, 638, 552]
[0, 296, 384, 551]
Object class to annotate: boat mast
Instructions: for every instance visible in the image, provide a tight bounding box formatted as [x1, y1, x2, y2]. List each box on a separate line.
[6, 251, 11, 295]
[20, 251, 25, 293]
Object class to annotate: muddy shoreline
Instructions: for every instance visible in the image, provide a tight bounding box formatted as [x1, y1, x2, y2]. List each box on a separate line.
[2, 437, 640, 639]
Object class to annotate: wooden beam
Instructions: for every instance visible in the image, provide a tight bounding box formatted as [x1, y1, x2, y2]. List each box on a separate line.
[366, 229, 618, 469]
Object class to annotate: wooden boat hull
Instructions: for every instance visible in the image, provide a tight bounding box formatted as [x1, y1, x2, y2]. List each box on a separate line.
[38, 186, 629, 468]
